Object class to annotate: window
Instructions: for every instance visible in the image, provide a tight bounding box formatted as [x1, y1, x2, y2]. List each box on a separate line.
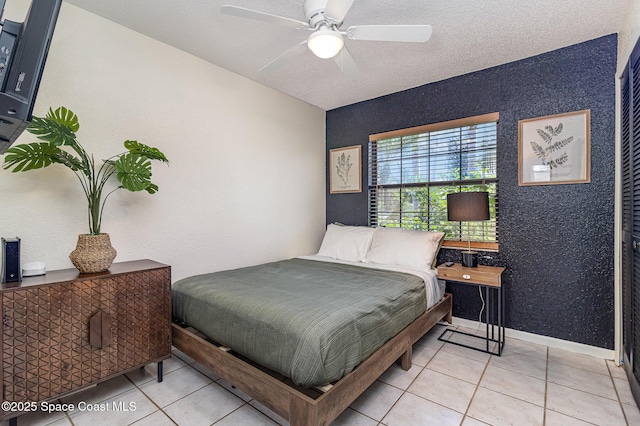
[368, 113, 499, 250]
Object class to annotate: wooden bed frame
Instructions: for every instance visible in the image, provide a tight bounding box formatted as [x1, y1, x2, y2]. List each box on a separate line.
[172, 292, 452, 426]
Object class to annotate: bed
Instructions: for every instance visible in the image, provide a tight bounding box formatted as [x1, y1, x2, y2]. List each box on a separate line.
[171, 225, 453, 425]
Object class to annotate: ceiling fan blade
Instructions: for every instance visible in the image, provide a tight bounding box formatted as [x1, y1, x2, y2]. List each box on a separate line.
[259, 41, 308, 74]
[346, 25, 433, 43]
[334, 46, 359, 81]
[221, 5, 309, 30]
[325, 0, 355, 24]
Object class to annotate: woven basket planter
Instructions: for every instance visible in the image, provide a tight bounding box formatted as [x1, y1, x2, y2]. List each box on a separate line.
[70, 233, 117, 273]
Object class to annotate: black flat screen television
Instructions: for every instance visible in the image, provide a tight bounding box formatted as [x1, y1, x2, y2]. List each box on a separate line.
[0, 0, 62, 154]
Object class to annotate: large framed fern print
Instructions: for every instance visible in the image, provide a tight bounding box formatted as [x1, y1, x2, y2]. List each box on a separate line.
[518, 110, 590, 186]
[330, 145, 362, 193]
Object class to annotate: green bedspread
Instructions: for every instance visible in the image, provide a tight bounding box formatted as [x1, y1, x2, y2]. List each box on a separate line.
[172, 258, 427, 387]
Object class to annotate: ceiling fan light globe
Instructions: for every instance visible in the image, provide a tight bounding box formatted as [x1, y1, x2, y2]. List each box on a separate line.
[307, 30, 344, 59]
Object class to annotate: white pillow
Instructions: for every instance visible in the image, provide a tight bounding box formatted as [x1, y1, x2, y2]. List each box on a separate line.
[364, 227, 445, 270]
[317, 224, 375, 262]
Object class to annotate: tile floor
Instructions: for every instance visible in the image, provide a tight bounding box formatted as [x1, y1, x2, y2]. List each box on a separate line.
[4, 323, 640, 426]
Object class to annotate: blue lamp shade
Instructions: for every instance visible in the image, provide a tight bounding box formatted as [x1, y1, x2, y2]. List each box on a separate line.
[447, 192, 490, 222]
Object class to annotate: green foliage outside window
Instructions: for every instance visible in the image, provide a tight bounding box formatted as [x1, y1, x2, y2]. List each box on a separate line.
[369, 122, 498, 243]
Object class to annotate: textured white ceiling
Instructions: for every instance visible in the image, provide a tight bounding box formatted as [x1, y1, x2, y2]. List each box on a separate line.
[64, 0, 630, 111]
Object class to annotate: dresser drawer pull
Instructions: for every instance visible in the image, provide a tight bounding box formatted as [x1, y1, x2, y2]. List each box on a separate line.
[463, 274, 471, 280]
[89, 310, 113, 349]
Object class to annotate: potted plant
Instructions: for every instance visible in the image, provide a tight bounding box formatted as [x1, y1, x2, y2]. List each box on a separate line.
[2, 106, 169, 273]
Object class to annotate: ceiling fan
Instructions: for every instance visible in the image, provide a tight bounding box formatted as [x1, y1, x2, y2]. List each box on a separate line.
[221, 0, 433, 80]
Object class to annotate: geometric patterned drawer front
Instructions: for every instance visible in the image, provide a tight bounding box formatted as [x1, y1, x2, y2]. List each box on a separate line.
[1, 263, 171, 408]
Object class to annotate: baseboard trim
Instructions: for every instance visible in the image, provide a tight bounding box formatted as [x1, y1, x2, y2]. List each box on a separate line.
[451, 316, 615, 360]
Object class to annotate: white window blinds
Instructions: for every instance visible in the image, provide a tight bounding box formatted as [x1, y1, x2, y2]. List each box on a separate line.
[369, 113, 499, 247]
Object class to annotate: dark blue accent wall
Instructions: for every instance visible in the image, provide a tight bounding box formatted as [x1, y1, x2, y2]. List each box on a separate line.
[326, 35, 617, 349]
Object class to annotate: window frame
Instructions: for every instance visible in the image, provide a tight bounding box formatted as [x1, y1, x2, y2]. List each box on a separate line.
[368, 113, 499, 251]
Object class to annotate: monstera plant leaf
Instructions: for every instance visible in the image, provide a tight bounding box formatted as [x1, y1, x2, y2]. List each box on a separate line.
[124, 140, 169, 163]
[27, 107, 79, 147]
[3, 143, 64, 172]
[2, 106, 169, 235]
[114, 153, 153, 192]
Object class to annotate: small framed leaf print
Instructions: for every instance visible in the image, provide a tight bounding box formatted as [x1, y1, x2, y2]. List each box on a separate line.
[518, 110, 591, 186]
[330, 145, 361, 193]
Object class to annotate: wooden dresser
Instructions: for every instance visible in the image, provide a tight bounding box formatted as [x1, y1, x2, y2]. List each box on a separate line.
[0, 259, 171, 421]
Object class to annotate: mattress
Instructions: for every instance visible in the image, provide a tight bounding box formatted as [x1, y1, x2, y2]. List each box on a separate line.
[172, 257, 443, 387]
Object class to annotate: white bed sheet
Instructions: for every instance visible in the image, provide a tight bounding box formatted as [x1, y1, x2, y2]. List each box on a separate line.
[298, 254, 445, 310]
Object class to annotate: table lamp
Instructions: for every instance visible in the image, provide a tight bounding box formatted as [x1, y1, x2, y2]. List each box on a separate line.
[447, 192, 490, 267]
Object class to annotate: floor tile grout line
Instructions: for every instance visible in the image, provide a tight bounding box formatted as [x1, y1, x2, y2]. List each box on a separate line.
[209, 402, 254, 426]
[479, 351, 621, 421]
[419, 344, 491, 387]
[369, 340, 441, 424]
[438, 344, 493, 365]
[460, 350, 491, 425]
[344, 406, 381, 425]
[484, 359, 545, 382]
[370, 366, 427, 424]
[607, 359, 631, 425]
[543, 345, 549, 426]
[63, 376, 155, 424]
[550, 360, 615, 377]
[381, 331, 543, 421]
[181, 377, 276, 425]
[547, 347, 613, 376]
[64, 409, 75, 426]
[344, 328, 450, 421]
[544, 356, 623, 425]
[374, 339, 491, 424]
[125, 368, 179, 426]
[472, 366, 548, 410]
[168, 353, 315, 425]
[129, 363, 214, 425]
[547, 375, 628, 404]
[28, 339, 634, 426]
[126, 409, 178, 426]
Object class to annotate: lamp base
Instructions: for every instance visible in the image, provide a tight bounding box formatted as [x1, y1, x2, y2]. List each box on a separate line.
[461, 251, 478, 268]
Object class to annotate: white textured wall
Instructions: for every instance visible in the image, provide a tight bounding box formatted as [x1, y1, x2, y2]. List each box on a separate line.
[618, 0, 640, 73]
[0, 1, 326, 281]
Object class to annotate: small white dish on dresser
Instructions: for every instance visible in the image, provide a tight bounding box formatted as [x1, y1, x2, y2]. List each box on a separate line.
[22, 261, 46, 277]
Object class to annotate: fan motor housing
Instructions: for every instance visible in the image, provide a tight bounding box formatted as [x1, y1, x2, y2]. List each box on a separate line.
[304, 0, 329, 28]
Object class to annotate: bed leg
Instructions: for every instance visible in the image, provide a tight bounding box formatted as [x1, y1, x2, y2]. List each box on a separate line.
[445, 310, 453, 325]
[399, 345, 412, 371]
[444, 293, 453, 324]
[289, 396, 318, 426]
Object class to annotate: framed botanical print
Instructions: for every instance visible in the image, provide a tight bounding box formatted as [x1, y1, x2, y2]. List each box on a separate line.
[329, 145, 361, 193]
[518, 110, 591, 186]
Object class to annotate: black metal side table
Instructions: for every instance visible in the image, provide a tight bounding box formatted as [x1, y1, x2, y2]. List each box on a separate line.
[436, 263, 505, 356]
